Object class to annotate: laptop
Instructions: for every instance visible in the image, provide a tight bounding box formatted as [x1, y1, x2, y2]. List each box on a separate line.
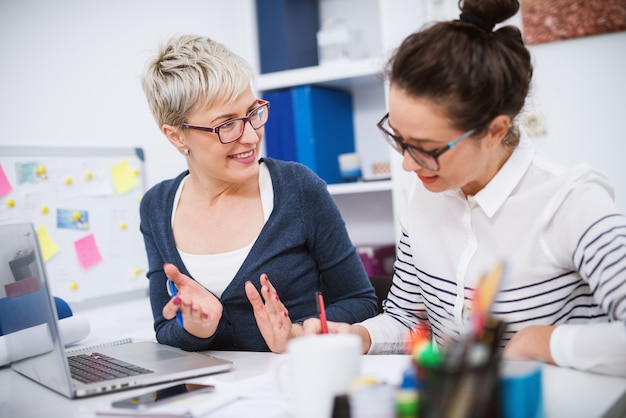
[0, 222, 233, 398]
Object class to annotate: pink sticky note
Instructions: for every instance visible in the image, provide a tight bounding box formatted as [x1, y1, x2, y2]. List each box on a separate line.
[0, 164, 12, 197]
[74, 233, 103, 269]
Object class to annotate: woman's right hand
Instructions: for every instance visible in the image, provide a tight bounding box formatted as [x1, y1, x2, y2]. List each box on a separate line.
[302, 319, 372, 354]
[245, 273, 295, 353]
[162, 263, 223, 338]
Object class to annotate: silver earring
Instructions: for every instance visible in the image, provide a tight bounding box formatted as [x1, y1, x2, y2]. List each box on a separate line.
[183, 149, 189, 156]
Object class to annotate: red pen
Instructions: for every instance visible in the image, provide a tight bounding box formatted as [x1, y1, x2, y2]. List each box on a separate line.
[316, 291, 329, 334]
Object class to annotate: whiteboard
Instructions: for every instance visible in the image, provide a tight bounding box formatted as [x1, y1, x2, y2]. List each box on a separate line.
[0, 146, 148, 308]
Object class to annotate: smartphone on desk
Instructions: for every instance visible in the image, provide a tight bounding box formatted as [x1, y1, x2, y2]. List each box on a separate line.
[111, 382, 215, 409]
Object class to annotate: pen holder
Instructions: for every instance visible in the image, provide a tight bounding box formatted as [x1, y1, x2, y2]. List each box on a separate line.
[416, 355, 502, 418]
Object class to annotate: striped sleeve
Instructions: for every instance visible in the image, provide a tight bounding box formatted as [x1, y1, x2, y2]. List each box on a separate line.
[360, 228, 430, 354]
[551, 213, 626, 376]
[573, 213, 626, 320]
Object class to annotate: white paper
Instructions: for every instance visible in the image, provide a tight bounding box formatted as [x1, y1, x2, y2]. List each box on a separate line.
[59, 315, 91, 346]
[0, 315, 90, 366]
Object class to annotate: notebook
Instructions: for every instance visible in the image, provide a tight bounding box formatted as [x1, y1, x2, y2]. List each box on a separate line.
[0, 222, 233, 398]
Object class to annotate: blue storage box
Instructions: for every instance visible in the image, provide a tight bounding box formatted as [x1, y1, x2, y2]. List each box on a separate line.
[255, 0, 320, 73]
[263, 85, 356, 185]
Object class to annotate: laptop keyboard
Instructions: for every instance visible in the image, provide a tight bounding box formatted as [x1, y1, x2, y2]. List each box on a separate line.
[68, 352, 154, 383]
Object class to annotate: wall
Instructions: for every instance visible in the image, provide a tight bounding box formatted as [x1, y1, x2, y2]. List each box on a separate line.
[0, 0, 258, 189]
[528, 31, 626, 211]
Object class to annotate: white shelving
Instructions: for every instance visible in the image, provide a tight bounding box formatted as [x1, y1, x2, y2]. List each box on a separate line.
[327, 179, 392, 196]
[256, 57, 385, 91]
[254, 0, 426, 246]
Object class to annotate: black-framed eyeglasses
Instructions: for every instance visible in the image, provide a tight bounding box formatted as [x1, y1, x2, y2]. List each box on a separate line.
[181, 99, 270, 144]
[377, 113, 474, 171]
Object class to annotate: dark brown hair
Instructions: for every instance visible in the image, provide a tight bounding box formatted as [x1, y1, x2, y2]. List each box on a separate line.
[385, 0, 532, 147]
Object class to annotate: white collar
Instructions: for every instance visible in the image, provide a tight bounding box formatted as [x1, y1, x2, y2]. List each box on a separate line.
[446, 135, 535, 218]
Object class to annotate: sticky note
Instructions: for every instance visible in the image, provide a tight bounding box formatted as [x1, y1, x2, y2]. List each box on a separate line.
[74, 233, 103, 269]
[110, 160, 139, 195]
[0, 164, 12, 197]
[37, 225, 60, 262]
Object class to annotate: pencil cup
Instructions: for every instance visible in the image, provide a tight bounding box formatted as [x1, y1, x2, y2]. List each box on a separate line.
[416, 353, 502, 418]
[275, 334, 361, 418]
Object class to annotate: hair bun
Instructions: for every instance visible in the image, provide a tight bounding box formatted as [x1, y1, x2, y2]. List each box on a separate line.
[459, 12, 495, 32]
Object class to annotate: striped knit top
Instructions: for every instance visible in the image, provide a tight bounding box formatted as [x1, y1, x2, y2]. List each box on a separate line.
[360, 137, 626, 375]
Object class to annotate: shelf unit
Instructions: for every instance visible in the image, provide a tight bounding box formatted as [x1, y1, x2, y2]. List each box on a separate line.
[254, 0, 426, 246]
[256, 57, 384, 91]
[327, 179, 393, 196]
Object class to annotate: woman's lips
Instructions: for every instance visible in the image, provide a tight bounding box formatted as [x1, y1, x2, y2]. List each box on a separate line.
[417, 173, 438, 184]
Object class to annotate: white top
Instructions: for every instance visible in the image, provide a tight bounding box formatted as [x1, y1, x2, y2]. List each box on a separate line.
[361, 136, 626, 376]
[172, 163, 274, 297]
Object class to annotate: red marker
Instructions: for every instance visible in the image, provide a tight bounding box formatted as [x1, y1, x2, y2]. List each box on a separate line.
[316, 291, 328, 334]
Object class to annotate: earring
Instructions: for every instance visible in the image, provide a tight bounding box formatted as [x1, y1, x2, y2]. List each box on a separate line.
[183, 149, 189, 156]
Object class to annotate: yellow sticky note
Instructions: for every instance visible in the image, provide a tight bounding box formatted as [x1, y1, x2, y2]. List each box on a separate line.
[110, 160, 139, 195]
[37, 225, 59, 262]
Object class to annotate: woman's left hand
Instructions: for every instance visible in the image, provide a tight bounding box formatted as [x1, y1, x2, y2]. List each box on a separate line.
[502, 325, 557, 364]
[245, 273, 298, 353]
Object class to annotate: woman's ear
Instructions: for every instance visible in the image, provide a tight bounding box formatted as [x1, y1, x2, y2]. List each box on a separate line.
[486, 115, 511, 149]
[162, 124, 186, 153]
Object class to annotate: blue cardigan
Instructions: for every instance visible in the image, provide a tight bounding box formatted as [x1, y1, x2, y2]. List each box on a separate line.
[140, 158, 377, 351]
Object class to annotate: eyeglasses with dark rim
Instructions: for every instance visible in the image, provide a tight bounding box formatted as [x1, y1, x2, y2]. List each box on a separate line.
[181, 99, 270, 144]
[377, 113, 474, 171]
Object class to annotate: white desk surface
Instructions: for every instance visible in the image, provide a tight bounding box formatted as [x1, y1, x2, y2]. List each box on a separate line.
[1, 296, 625, 418]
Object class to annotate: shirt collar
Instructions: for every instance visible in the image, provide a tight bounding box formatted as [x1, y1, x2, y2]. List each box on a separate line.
[459, 136, 535, 218]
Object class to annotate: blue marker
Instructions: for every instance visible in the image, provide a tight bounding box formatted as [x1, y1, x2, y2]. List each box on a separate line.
[166, 279, 184, 329]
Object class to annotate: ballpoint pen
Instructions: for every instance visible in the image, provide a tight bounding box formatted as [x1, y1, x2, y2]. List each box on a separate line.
[316, 291, 329, 334]
[167, 279, 184, 329]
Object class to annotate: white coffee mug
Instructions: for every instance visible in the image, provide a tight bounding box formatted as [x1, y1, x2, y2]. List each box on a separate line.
[276, 334, 361, 418]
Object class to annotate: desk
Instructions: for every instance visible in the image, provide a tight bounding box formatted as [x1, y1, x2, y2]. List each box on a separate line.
[1, 296, 625, 418]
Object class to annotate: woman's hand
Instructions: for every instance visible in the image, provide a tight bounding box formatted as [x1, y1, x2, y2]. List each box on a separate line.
[502, 325, 556, 364]
[245, 273, 297, 353]
[302, 319, 372, 354]
[162, 263, 223, 339]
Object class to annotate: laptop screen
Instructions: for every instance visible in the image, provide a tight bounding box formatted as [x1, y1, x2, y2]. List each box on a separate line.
[0, 223, 74, 397]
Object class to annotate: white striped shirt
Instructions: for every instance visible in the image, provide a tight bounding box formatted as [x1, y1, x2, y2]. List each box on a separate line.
[360, 137, 626, 375]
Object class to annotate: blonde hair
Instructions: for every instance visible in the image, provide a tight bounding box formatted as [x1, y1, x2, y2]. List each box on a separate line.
[141, 34, 254, 128]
